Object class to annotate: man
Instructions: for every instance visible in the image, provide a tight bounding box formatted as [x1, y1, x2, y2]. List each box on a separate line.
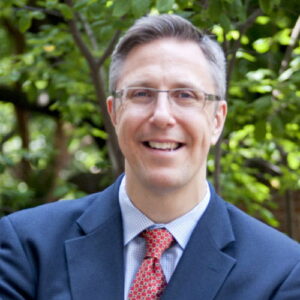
[1, 14, 300, 300]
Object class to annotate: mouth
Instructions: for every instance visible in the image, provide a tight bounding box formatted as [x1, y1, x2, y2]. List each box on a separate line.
[143, 141, 184, 151]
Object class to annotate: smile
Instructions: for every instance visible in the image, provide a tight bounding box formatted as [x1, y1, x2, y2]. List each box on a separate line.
[143, 141, 183, 151]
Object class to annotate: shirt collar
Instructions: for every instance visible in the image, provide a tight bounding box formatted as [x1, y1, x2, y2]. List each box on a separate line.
[119, 176, 210, 249]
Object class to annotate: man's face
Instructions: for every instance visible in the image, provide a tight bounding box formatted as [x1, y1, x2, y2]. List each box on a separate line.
[107, 38, 227, 194]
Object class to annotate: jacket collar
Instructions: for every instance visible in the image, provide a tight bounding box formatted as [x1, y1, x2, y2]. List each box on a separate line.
[162, 184, 236, 300]
[65, 175, 125, 300]
[65, 177, 236, 300]
[76, 174, 124, 234]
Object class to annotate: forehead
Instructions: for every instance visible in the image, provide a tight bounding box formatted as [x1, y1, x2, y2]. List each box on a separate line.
[117, 38, 215, 93]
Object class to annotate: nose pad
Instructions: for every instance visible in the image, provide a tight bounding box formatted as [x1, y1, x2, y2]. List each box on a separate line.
[149, 91, 176, 128]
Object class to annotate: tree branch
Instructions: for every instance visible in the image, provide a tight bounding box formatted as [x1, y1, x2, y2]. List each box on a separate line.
[227, 8, 262, 84]
[16, 5, 62, 17]
[65, 0, 96, 68]
[279, 15, 300, 74]
[196, 0, 209, 9]
[0, 86, 60, 118]
[66, 0, 120, 70]
[0, 130, 16, 151]
[1, 18, 26, 54]
[77, 13, 99, 51]
[43, 120, 70, 203]
[65, 0, 124, 176]
[214, 8, 262, 193]
[97, 30, 121, 68]
[269, 16, 300, 116]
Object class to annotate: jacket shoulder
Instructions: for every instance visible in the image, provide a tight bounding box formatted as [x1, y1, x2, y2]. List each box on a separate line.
[6, 192, 98, 219]
[225, 200, 300, 256]
[1, 192, 100, 237]
[1, 175, 123, 240]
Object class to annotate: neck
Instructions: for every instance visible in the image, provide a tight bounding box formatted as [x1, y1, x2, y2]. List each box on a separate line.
[125, 174, 207, 223]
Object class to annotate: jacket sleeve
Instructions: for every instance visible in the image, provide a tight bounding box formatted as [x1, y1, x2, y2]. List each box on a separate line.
[0, 216, 35, 300]
[272, 260, 300, 300]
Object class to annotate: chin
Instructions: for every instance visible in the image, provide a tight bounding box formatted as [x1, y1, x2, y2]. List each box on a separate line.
[142, 171, 188, 193]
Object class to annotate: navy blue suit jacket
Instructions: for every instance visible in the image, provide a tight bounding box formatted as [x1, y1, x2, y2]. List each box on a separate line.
[1, 176, 300, 299]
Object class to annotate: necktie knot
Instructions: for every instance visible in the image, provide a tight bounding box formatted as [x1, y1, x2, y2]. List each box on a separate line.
[141, 228, 174, 259]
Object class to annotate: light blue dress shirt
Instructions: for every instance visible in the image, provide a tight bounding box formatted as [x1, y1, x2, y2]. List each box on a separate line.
[119, 177, 210, 299]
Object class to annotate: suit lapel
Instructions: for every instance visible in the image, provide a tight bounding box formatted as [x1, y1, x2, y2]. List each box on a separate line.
[65, 177, 125, 300]
[162, 185, 236, 300]
[64, 178, 236, 300]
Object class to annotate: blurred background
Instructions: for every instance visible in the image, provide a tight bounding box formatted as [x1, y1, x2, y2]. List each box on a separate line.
[0, 0, 299, 240]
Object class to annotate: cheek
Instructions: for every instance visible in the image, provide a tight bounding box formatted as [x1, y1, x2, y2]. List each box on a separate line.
[190, 121, 215, 155]
[198, 131, 212, 151]
[114, 110, 142, 144]
[115, 124, 130, 157]
[201, 111, 219, 144]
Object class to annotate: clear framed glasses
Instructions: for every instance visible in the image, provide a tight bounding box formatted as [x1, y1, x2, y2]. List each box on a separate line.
[113, 87, 221, 109]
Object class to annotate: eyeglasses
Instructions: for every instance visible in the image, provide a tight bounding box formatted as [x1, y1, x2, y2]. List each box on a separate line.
[113, 87, 221, 109]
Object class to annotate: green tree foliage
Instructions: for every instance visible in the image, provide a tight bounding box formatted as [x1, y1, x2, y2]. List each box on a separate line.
[0, 0, 299, 230]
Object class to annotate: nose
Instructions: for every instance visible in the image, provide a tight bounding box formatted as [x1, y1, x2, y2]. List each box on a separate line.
[149, 92, 176, 128]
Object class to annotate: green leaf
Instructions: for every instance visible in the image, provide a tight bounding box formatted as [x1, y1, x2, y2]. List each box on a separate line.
[246, 69, 273, 81]
[74, 0, 91, 10]
[44, 0, 59, 9]
[287, 152, 300, 170]
[270, 116, 284, 137]
[208, 0, 222, 22]
[253, 96, 272, 112]
[156, 0, 174, 12]
[278, 68, 293, 82]
[259, 208, 279, 227]
[256, 16, 270, 25]
[259, 0, 273, 14]
[131, 0, 150, 17]
[259, 0, 280, 14]
[274, 28, 291, 45]
[253, 37, 272, 53]
[0, 163, 5, 173]
[91, 128, 108, 139]
[254, 120, 266, 141]
[35, 80, 48, 90]
[113, 0, 130, 17]
[236, 50, 256, 62]
[176, 0, 194, 9]
[58, 4, 73, 20]
[259, 0, 281, 14]
[232, 0, 246, 22]
[31, 11, 45, 20]
[219, 14, 231, 32]
[18, 14, 32, 32]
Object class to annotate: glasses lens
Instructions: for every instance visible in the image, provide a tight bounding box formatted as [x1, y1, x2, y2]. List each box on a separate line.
[170, 89, 205, 107]
[116, 87, 219, 109]
[126, 88, 155, 104]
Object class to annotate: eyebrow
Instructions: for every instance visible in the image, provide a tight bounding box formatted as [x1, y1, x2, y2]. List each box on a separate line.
[125, 81, 154, 88]
[124, 80, 202, 90]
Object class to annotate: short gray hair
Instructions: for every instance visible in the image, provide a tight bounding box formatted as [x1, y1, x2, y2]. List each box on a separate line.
[109, 14, 226, 99]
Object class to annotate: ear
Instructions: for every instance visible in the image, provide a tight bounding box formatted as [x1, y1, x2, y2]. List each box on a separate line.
[106, 96, 117, 126]
[211, 100, 227, 145]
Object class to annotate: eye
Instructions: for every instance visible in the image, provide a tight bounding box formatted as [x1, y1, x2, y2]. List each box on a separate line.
[172, 89, 198, 100]
[179, 91, 194, 98]
[128, 88, 153, 99]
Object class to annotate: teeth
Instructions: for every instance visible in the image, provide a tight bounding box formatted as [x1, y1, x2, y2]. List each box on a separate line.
[148, 142, 179, 150]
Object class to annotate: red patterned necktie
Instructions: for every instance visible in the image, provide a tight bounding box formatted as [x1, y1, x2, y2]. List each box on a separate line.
[128, 228, 174, 300]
